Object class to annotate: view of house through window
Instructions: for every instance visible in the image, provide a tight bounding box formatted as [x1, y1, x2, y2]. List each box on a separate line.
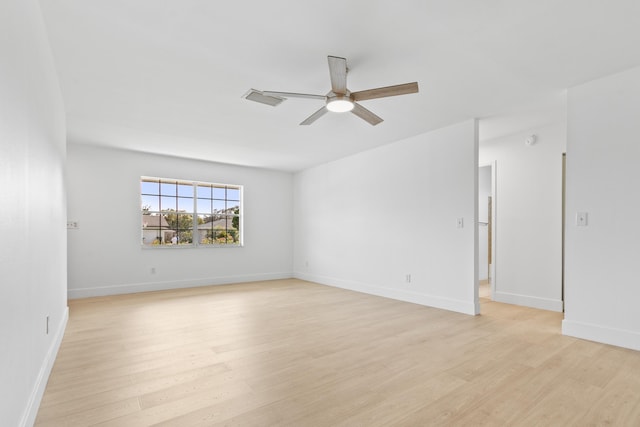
[141, 177, 242, 247]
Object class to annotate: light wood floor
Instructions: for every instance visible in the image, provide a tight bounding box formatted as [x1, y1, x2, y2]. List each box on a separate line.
[36, 279, 640, 426]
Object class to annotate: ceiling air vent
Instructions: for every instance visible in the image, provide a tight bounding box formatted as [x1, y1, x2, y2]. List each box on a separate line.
[242, 89, 285, 107]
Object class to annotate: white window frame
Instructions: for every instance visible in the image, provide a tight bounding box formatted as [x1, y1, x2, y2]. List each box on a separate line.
[141, 176, 243, 248]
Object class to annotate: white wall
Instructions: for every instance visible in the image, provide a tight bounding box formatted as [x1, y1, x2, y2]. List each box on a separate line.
[0, 1, 68, 425]
[293, 120, 479, 315]
[479, 123, 565, 311]
[563, 66, 640, 350]
[66, 144, 293, 298]
[478, 165, 491, 281]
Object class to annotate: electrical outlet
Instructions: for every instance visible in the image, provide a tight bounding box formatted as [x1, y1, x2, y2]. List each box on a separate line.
[457, 217, 464, 228]
[406, 274, 411, 283]
[151, 267, 156, 274]
[67, 221, 79, 229]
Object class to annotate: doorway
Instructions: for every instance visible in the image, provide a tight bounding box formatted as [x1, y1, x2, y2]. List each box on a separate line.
[478, 162, 496, 303]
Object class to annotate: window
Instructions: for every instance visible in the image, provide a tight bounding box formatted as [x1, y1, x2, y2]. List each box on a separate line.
[141, 177, 242, 247]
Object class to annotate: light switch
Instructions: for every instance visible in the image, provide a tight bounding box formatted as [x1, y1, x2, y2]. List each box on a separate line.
[576, 212, 588, 227]
[457, 217, 464, 228]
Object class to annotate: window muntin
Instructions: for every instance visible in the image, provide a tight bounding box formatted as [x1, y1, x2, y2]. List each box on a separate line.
[141, 177, 242, 247]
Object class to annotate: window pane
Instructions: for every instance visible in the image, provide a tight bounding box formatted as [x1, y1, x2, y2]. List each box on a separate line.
[197, 185, 211, 198]
[207, 216, 223, 229]
[164, 213, 192, 231]
[142, 229, 163, 246]
[197, 219, 210, 243]
[142, 214, 162, 230]
[200, 231, 215, 245]
[177, 213, 193, 228]
[161, 229, 174, 245]
[213, 199, 226, 211]
[160, 213, 172, 228]
[213, 187, 226, 199]
[197, 199, 212, 214]
[227, 200, 240, 211]
[228, 215, 240, 231]
[177, 230, 193, 244]
[160, 196, 176, 211]
[227, 188, 240, 201]
[202, 216, 219, 244]
[177, 197, 193, 212]
[177, 184, 193, 197]
[211, 222, 239, 244]
[160, 182, 176, 196]
[216, 216, 231, 229]
[197, 215, 211, 227]
[142, 226, 173, 246]
[227, 228, 239, 243]
[141, 195, 159, 212]
[141, 181, 159, 195]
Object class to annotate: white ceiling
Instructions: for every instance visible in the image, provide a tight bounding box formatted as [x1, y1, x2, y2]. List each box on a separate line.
[39, 0, 640, 171]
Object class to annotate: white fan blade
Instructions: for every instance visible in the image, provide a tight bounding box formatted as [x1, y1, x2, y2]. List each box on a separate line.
[263, 91, 326, 100]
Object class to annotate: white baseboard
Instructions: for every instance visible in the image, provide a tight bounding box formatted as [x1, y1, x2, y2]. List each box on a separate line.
[562, 319, 640, 351]
[295, 272, 478, 315]
[22, 306, 68, 427]
[68, 272, 293, 299]
[493, 291, 563, 312]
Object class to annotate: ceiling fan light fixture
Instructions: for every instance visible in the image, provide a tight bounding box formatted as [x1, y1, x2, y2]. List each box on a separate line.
[326, 96, 354, 113]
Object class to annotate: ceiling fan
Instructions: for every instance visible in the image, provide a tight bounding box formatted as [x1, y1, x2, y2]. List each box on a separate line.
[246, 56, 419, 126]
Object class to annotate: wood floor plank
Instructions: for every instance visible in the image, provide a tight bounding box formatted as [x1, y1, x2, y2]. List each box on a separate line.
[35, 279, 640, 426]
[575, 373, 640, 425]
[38, 363, 231, 417]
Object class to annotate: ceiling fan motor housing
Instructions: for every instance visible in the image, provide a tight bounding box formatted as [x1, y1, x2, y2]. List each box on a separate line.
[326, 93, 354, 112]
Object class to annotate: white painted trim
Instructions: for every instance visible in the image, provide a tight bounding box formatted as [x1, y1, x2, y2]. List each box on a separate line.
[494, 291, 563, 312]
[22, 307, 69, 427]
[295, 272, 478, 315]
[68, 272, 293, 299]
[562, 319, 640, 352]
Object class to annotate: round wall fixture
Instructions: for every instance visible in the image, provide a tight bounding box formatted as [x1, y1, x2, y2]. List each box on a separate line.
[525, 134, 537, 146]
